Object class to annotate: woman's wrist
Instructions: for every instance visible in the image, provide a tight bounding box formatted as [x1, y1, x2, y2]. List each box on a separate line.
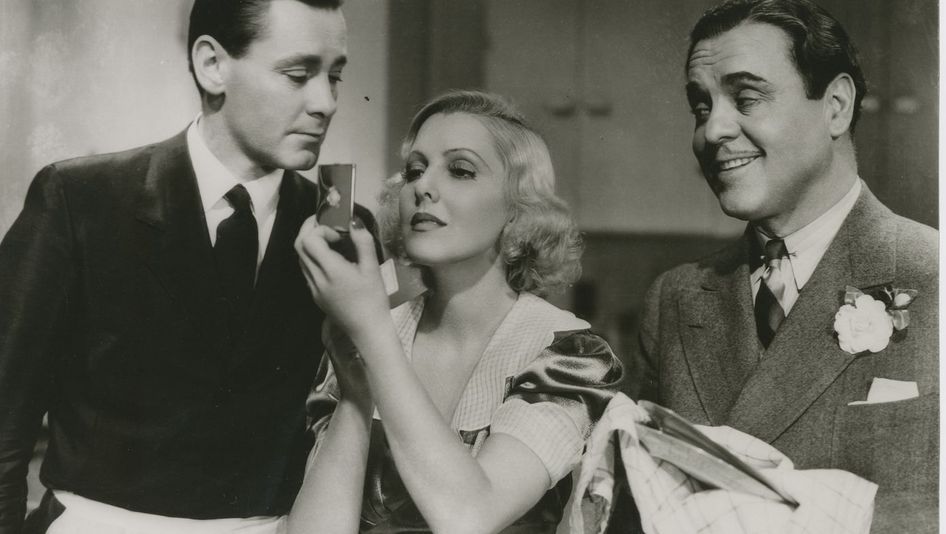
[336, 390, 374, 417]
[346, 306, 396, 347]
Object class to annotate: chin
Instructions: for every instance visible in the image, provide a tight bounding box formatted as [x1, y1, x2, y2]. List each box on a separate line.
[716, 195, 765, 222]
[278, 149, 320, 171]
[403, 243, 443, 266]
[713, 182, 773, 222]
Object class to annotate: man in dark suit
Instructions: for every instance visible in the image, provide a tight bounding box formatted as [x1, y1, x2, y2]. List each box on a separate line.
[0, 0, 356, 531]
[629, 0, 938, 531]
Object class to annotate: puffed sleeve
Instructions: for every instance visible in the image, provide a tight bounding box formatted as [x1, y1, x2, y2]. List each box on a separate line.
[306, 355, 340, 455]
[490, 330, 624, 486]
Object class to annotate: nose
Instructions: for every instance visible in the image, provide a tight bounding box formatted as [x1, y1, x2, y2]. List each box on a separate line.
[304, 74, 338, 119]
[701, 102, 740, 147]
[412, 171, 439, 204]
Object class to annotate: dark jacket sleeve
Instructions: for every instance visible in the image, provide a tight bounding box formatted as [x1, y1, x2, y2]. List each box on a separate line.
[0, 165, 76, 533]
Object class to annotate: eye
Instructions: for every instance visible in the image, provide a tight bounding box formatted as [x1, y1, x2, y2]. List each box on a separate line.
[329, 71, 344, 84]
[448, 161, 476, 179]
[401, 163, 426, 182]
[283, 70, 309, 84]
[736, 97, 760, 111]
[735, 90, 764, 112]
[690, 103, 711, 124]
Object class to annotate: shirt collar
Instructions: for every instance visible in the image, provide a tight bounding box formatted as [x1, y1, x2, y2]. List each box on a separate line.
[186, 116, 283, 215]
[753, 179, 861, 289]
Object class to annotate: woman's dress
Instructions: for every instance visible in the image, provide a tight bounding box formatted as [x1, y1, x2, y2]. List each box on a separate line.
[307, 292, 624, 533]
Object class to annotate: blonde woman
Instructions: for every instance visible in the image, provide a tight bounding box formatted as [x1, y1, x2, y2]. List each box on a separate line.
[290, 91, 623, 533]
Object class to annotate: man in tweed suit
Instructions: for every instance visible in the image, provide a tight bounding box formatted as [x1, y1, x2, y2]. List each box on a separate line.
[628, 1, 938, 532]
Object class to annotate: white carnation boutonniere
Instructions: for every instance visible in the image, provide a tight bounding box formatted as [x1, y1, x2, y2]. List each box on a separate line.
[833, 285, 918, 355]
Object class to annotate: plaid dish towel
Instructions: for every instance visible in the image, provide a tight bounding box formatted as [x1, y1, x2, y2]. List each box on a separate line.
[557, 394, 877, 534]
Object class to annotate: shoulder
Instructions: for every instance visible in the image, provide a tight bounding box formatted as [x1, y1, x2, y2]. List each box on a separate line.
[37, 132, 185, 200]
[644, 236, 746, 299]
[50, 133, 182, 183]
[516, 294, 624, 386]
[892, 214, 938, 282]
[517, 292, 590, 332]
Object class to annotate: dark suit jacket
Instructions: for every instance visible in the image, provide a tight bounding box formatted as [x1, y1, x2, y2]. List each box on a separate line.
[0, 131, 337, 532]
[629, 183, 938, 533]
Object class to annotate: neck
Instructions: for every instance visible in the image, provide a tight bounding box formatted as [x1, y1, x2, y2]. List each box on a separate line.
[421, 254, 517, 340]
[199, 111, 274, 182]
[757, 146, 858, 236]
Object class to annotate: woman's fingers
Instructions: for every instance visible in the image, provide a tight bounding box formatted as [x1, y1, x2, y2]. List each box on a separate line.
[298, 251, 328, 291]
[297, 223, 351, 277]
[350, 225, 380, 276]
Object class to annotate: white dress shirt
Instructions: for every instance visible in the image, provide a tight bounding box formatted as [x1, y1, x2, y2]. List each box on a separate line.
[751, 179, 861, 316]
[186, 118, 282, 269]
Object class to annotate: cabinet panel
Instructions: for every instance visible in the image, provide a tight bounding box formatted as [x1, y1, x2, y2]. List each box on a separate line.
[482, 1, 935, 233]
[485, 0, 583, 213]
[485, 0, 743, 235]
[883, 0, 937, 227]
[802, 0, 937, 228]
[578, 0, 740, 234]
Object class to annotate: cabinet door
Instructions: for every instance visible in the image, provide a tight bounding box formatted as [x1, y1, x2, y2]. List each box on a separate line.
[789, 0, 937, 228]
[485, 0, 743, 235]
[485, 0, 584, 213]
[882, 0, 937, 227]
[578, 0, 740, 234]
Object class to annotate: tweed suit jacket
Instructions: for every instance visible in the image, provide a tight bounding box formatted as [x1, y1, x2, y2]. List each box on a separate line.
[629, 183, 938, 533]
[0, 131, 335, 532]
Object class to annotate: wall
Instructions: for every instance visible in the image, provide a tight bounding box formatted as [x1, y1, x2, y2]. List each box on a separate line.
[0, 0, 389, 237]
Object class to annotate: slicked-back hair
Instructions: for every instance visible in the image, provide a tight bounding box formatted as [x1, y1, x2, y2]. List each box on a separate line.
[688, 0, 867, 131]
[187, 0, 342, 94]
[378, 90, 583, 297]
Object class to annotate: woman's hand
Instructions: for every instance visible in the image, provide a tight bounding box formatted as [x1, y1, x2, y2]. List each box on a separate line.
[294, 216, 390, 339]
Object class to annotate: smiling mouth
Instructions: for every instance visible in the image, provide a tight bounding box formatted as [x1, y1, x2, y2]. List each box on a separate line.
[410, 212, 446, 228]
[715, 155, 759, 172]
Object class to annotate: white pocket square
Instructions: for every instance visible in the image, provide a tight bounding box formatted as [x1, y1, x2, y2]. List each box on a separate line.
[848, 377, 919, 405]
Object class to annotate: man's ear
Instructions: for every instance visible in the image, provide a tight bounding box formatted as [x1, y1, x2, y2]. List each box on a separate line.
[824, 73, 856, 138]
[192, 35, 228, 97]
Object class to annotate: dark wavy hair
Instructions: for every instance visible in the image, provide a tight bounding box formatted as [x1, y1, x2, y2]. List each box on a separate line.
[187, 0, 343, 94]
[378, 91, 582, 297]
[688, 0, 867, 131]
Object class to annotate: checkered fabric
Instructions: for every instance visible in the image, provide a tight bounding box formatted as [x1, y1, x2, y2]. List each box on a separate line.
[558, 394, 878, 534]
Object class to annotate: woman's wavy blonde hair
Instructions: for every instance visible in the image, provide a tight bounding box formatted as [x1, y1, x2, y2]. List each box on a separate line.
[378, 90, 582, 297]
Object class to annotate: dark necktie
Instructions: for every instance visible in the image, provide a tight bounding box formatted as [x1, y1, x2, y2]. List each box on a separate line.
[754, 238, 788, 349]
[214, 184, 258, 335]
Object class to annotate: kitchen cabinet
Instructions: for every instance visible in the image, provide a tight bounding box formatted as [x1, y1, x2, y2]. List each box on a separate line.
[481, 0, 937, 232]
[484, 0, 744, 235]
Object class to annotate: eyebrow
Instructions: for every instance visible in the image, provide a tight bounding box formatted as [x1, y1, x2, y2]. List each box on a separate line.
[721, 71, 771, 88]
[274, 54, 348, 70]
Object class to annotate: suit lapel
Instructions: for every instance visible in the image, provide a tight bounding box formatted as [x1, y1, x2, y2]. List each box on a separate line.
[134, 131, 219, 321]
[726, 184, 897, 442]
[677, 232, 760, 425]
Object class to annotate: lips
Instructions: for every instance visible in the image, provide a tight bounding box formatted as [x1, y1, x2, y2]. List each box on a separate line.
[410, 212, 446, 228]
[295, 131, 324, 142]
[717, 155, 759, 171]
